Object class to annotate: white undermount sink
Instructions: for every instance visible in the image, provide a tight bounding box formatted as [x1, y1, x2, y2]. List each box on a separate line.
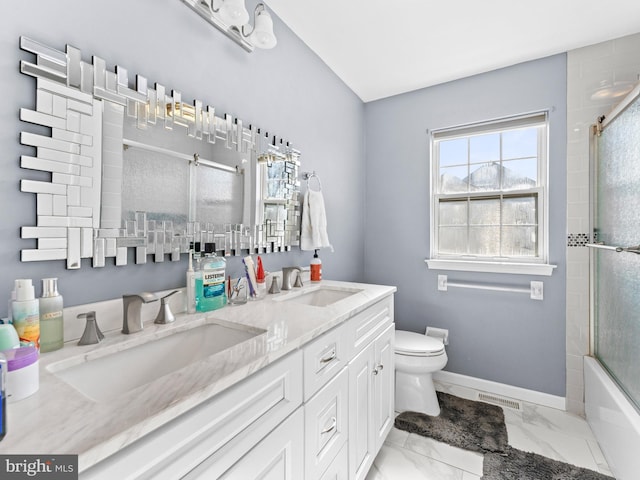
[276, 286, 363, 307]
[48, 322, 264, 402]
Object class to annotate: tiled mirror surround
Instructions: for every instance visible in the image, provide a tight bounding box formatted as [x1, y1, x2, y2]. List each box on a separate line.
[19, 36, 301, 269]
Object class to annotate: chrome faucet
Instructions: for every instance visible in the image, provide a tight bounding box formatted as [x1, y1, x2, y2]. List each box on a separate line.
[155, 290, 180, 324]
[122, 292, 158, 334]
[282, 267, 302, 290]
[77, 311, 104, 345]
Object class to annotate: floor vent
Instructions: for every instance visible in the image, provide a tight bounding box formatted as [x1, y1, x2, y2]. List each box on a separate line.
[477, 392, 522, 410]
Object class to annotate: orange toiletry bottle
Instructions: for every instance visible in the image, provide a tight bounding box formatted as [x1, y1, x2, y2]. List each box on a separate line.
[310, 250, 322, 282]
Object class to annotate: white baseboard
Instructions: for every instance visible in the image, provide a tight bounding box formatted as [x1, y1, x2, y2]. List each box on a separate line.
[434, 370, 566, 411]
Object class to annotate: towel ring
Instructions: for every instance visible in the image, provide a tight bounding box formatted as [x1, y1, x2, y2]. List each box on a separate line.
[305, 172, 322, 192]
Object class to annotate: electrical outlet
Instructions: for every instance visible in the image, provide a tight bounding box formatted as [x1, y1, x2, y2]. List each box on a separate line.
[438, 275, 448, 291]
[530, 281, 544, 300]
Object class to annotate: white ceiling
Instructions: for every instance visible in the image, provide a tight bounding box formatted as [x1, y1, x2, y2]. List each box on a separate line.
[266, 0, 640, 102]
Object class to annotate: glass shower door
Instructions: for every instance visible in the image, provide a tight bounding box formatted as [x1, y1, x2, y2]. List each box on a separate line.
[592, 88, 640, 412]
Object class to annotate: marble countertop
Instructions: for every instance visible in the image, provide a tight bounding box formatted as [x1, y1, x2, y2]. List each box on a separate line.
[0, 280, 395, 471]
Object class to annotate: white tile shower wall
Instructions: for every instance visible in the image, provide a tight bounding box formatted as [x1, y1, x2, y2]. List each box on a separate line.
[565, 32, 640, 415]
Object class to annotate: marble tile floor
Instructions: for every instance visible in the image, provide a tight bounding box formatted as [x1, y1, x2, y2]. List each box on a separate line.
[366, 382, 613, 480]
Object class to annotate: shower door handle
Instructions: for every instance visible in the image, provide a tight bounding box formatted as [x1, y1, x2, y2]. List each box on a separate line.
[586, 243, 640, 255]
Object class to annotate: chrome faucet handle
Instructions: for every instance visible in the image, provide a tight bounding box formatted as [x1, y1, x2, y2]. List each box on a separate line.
[122, 292, 158, 334]
[282, 266, 302, 290]
[268, 275, 281, 294]
[155, 290, 180, 324]
[77, 311, 104, 345]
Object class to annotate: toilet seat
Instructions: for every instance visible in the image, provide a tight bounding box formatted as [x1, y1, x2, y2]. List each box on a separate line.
[395, 330, 445, 357]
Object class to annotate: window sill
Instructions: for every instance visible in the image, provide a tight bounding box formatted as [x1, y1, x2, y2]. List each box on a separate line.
[425, 258, 556, 276]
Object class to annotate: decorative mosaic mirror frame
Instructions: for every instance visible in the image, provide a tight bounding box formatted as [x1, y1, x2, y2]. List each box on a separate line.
[18, 36, 300, 269]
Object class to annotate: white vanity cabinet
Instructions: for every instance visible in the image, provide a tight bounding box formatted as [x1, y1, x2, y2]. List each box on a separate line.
[80, 291, 395, 480]
[303, 321, 349, 401]
[347, 302, 395, 480]
[371, 324, 394, 449]
[347, 342, 377, 480]
[185, 407, 304, 479]
[80, 350, 304, 480]
[305, 295, 395, 480]
[304, 367, 349, 479]
[319, 443, 349, 480]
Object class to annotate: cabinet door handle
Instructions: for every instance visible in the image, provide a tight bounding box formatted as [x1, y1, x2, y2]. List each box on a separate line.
[377, 364, 384, 371]
[321, 417, 337, 434]
[373, 367, 379, 375]
[320, 350, 336, 364]
[372, 364, 384, 375]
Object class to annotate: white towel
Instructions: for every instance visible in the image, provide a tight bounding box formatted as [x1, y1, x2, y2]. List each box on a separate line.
[300, 189, 333, 251]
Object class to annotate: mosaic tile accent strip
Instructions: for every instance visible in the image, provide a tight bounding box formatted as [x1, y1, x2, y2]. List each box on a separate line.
[567, 233, 591, 247]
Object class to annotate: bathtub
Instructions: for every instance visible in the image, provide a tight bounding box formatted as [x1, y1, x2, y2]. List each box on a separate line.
[584, 356, 640, 480]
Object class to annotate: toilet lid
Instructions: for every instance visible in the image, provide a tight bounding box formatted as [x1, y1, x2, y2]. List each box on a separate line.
[395, 330, 445, 356]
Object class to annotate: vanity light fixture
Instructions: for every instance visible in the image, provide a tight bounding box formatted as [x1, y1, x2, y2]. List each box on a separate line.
[182, 0, 277, 52]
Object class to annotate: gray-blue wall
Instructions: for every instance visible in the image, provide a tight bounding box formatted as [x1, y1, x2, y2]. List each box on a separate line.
[363, 55, 568, 396]
[1, 1, 569, 397]
[0, 0, 365, 312]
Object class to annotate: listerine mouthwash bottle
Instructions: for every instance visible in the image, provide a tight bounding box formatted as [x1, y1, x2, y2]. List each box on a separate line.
[195, 243, 227, 312]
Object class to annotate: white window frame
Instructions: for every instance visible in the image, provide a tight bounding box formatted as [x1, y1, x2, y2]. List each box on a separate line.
[426, 112, 556, 276]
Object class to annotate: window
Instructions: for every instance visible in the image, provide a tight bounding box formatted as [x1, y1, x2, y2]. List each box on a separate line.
[428, 112, 554, 275]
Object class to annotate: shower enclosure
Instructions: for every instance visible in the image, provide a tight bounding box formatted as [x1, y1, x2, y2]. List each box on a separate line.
[589, 85, 640, 411]
[586, 82, 640, 480]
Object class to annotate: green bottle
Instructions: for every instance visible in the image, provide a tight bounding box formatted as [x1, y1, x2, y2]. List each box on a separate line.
[39, 278, 64, 353]
[195, 244, 227, 312]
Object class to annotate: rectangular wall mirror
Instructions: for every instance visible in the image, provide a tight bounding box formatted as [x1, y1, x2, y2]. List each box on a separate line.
[18, 36, 301, 269]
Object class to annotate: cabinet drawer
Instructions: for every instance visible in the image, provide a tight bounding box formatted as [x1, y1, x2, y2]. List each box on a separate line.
[303, 324, 348, 401]
[81, 351, 303, 480]
[348, 295, 393, 358]
[304, 367, 349, 480]
[319, 441, 348, 480]
[186, 407, 304, 480]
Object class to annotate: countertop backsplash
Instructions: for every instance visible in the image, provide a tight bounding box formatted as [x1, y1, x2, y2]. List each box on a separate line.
[59, 268, 311, 343]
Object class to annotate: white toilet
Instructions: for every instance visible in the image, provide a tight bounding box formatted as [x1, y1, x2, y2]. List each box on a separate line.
[394, 330, 448, 416]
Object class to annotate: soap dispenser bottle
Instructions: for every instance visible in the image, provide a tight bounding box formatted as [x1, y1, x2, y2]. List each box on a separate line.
[310, 250, 322, 282]
[39, 278, 64, 353]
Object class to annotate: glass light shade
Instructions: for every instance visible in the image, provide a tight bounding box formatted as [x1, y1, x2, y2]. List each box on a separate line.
[249, 10, 277, 49]
[219, 0, 249, 27]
